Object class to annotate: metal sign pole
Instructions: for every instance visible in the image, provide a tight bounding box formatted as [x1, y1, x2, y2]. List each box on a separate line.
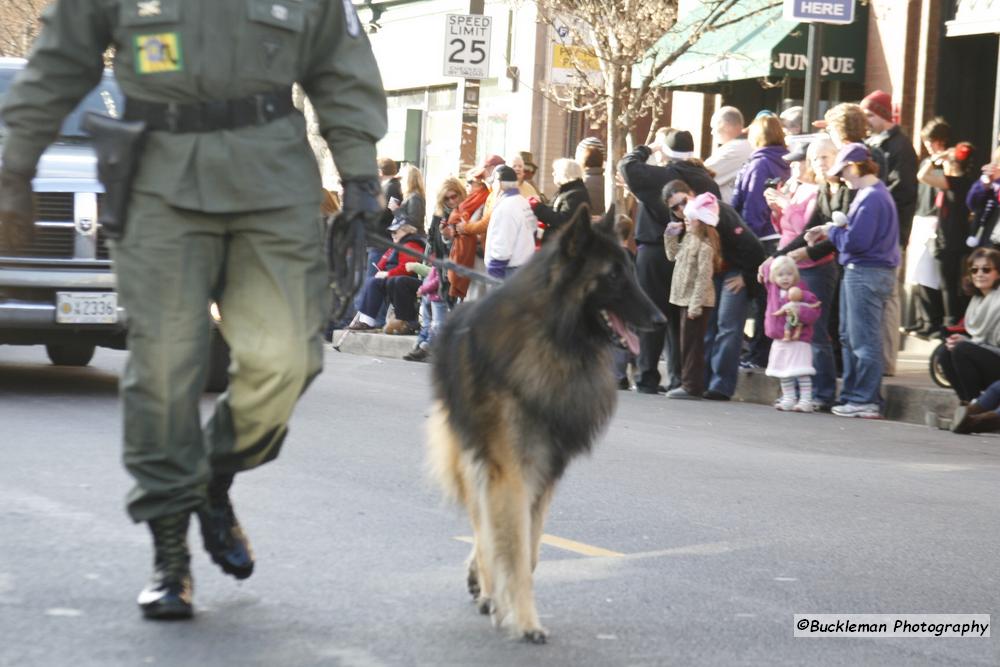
[802, 21, 824, 130]
[459, 0, 486, 174]
[785, 0, 855, 129]
[459, 79, 481, 174]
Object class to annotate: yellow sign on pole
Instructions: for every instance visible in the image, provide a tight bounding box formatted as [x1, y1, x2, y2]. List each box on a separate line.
[550, 44, 602, 85]
[548, 16, 602, 86]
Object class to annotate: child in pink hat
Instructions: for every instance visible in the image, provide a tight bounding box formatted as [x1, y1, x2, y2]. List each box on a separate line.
[663, 192, 722, 399]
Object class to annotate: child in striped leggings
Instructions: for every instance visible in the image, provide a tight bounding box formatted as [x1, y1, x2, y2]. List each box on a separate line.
[763, 256, 823, 412]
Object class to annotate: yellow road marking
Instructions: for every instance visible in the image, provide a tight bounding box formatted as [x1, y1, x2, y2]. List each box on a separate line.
[453, 534, 624, 558]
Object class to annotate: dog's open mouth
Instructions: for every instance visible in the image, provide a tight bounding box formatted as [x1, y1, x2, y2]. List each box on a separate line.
[601, 310, 640, 356]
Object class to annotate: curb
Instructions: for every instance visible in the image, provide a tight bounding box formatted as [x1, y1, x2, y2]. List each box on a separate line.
[730, 367, 959, 427]
[330, 331, 960, 428]
[330, 329, 418, 358]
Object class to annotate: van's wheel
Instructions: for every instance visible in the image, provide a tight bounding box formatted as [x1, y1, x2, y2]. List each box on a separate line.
[929, 342, 952, 388]
[46, 343, 96, 367]
[205, 327, 231, 393]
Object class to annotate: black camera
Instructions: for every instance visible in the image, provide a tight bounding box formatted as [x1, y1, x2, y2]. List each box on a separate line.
[764, 177, 783, 190]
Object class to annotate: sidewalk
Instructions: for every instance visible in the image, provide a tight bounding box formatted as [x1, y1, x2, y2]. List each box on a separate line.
[733, 336, 959, 427]
[329, 329, 960, 428]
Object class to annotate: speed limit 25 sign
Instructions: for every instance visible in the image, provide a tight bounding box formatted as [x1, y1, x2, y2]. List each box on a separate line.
[443, 14, 492, 79]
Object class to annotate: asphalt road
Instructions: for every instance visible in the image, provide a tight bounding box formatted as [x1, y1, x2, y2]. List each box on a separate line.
[1, 345, 998, 666]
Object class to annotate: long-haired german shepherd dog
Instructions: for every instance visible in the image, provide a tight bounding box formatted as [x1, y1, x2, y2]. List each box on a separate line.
[427, 206, 665, 643]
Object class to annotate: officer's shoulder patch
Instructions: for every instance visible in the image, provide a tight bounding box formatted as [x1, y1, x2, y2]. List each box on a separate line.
[342, 0, 361, 38]
[134, 33, 184, 74]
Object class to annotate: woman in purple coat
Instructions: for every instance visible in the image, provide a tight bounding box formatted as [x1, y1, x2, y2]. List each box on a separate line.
[732, 112, 791, 369]
[732, 113, 792, 240]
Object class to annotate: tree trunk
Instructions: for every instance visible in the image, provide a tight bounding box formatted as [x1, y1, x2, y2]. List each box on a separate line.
[604, 80, 626, 214]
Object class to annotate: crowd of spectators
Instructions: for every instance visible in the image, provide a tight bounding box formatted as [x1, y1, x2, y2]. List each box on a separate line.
[339, 141, 605, 360]
[331, 91, 999, 433]
[617, 92, 999, 429]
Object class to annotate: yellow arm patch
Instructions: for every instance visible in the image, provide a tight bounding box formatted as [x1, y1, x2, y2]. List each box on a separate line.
[134, 33, 184, 74]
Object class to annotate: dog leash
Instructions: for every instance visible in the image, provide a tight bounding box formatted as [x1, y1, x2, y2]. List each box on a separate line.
[326, 213, 501, 323]
[375, 234, 503, 288]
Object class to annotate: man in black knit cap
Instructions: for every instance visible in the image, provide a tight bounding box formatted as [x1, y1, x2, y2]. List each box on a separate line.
[619, 129, 720, 394]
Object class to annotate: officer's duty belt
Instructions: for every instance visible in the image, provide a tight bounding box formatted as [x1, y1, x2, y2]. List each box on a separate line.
[123, 88, 295, 133]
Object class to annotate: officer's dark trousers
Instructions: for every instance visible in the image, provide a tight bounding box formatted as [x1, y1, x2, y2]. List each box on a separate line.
[113, 192, 328, 522]
[635, 242, 680, 391]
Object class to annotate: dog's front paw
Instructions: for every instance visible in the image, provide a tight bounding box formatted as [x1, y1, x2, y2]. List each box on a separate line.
[522, 628, 548, 644]
[476, 596, 492, 616]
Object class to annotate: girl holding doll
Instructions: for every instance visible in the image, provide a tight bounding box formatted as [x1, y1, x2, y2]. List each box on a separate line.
[763, 255, 822, 412]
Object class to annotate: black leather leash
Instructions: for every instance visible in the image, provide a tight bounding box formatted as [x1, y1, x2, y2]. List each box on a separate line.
[325, 214, 501, 322]
[377, 235, 503, 285]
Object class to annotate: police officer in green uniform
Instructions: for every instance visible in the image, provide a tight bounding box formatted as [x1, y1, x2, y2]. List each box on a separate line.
[0, 0, 387, 619]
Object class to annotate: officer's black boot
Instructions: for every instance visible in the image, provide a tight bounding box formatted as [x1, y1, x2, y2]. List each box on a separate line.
[197, 473, 255, 580]
[138, 511, 194, 620]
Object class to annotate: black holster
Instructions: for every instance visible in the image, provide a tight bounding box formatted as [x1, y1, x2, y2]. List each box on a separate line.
[81, 112, 147, 240]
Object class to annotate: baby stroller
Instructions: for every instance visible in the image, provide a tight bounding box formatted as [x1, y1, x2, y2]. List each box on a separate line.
[929, 321, 968, 388]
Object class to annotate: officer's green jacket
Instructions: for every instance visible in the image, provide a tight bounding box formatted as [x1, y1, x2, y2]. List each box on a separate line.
[1, 0, 387, 212]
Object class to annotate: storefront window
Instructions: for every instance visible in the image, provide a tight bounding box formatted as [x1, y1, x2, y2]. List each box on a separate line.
[381, 86, 461, 210]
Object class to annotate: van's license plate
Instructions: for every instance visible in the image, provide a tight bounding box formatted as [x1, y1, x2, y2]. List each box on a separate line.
[56, 292, 118, 324]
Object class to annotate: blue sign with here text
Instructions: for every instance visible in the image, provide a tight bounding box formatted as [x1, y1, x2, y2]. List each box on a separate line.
[783, 0, 855, 25]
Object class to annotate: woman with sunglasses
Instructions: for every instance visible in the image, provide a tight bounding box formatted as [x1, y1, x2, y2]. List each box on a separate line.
[937, 247, 1000, 403]
[427, 178, 468, 290]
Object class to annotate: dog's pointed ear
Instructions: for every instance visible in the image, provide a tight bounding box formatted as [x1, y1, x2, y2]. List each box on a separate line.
[559, 203, 593, 259]
[593, 204, 616, 236]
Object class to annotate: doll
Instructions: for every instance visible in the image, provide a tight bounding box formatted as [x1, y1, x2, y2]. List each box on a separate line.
[776, 285, 821, 341]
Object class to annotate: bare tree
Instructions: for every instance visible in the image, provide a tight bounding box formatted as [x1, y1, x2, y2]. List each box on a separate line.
[0, 0, 52, 57]
[524, 0, 781, 206]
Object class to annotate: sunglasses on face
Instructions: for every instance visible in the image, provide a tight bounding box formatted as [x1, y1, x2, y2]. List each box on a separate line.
[669, 200, 687, 213]
[970, 265, 996, 274]
[445, 193, 461, 201]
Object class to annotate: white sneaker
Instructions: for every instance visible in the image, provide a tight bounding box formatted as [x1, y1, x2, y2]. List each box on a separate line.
[793, 400, 814, 413]
[776, 398, 796, 411]
[831, 403, 882, 419]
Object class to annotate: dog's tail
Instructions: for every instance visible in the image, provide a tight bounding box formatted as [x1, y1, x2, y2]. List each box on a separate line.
[426, 400, 468, 506]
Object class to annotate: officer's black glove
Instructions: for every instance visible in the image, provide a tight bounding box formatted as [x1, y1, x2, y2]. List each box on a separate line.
[0, 169, 36, 251]
[341, 176, 385, 241]
[325, 177, 383, 323]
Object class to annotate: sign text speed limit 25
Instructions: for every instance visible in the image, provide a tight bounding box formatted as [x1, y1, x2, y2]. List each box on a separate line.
[443, 14, 492, 79]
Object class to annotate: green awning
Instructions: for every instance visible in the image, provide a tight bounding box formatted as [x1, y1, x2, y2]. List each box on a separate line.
[643, 0, 867, 88]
